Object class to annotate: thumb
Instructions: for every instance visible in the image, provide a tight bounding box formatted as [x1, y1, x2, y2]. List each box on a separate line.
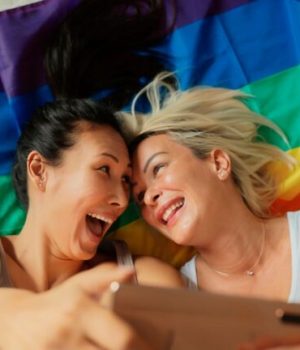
[69, 263, 135, 296]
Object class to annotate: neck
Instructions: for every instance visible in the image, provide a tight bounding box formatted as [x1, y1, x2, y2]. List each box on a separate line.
[196, 213, 267, 277]
[4, 221, 83, 292]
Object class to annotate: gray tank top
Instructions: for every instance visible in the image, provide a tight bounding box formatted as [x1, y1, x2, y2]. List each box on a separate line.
[112, 240, 138, 283]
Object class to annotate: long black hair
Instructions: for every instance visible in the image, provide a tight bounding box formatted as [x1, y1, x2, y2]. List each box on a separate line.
[45, 0, 175, 109]
[13, 99, 123, 210]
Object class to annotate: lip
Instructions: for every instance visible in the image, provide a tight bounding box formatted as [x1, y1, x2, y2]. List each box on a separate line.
[156, 197, 185, 226]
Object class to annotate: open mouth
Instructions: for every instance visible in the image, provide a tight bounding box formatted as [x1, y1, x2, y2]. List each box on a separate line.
[85, 213, 112, 238]
[161, 198, 185, 225]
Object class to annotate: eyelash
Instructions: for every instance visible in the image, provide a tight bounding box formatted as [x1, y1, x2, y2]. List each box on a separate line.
[153, 163, 165, 176]
[137, 191, 145, 204]
[135, 163, 166, 203]
[98, 166, 131, 187]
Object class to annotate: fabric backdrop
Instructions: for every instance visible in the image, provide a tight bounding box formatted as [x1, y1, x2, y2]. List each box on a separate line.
[1, 0, 300, 265]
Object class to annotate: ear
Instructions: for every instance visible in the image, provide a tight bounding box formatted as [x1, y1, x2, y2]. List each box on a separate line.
[27, 151, 48, 191]
[209, 149, 231, 181]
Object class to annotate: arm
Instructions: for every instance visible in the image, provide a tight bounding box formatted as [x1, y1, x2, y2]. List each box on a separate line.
[134, 256, 185, 288]
[0, 264, 151, 350]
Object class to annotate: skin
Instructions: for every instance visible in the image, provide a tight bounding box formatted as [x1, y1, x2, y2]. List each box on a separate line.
[132, 134, 291, 301]
[2, 124, 132, 291]
[0, 264, 151, 350]
[0, 124, 182, 349]
[3, 125, 182, 291]
[132, 133, 297, 349]
[132, 134, 229, 247]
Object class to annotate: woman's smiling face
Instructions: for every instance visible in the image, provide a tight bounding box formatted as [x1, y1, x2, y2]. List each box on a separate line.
[132, 134, 227, 247]
[40, 124, 131, 260]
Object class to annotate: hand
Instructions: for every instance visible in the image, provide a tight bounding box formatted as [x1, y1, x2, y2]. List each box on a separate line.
[0, 263, 151, 350]
[238, 335, 300, 350]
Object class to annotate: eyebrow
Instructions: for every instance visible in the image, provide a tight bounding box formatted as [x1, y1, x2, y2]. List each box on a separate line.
[101, 152, 119, 163]
[101, 152, 132, 169]
[143, 152, 167, 173]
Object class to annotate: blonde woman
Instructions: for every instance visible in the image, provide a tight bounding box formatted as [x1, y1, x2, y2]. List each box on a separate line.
[120, 73, 299, 304]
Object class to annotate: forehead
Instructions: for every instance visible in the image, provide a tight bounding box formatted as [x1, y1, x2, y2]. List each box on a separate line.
[69, 124, 129, 159]
[132, 134, 195, 174]
[133, 134, 184, 159]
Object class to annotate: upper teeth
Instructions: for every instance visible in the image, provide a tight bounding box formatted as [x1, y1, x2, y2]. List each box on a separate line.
[87, 213, 113, 224]
[162, 200, 184, 223]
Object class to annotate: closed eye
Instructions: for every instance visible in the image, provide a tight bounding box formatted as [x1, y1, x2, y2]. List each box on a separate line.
[136, 191, 145, 204]
[153, 163, 166, 176]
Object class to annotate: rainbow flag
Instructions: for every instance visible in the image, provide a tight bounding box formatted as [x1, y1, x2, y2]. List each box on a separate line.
[1, 0, 300, 263]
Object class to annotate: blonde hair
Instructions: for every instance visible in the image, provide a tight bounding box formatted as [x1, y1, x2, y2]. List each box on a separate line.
[119, 72, 294, 218]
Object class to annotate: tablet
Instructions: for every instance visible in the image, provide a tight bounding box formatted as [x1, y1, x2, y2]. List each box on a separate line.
[102, 283, 300, 350]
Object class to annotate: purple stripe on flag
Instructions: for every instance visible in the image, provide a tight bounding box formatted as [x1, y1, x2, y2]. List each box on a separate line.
[0, 0, 80, 96]
[0, 0, 251, 97]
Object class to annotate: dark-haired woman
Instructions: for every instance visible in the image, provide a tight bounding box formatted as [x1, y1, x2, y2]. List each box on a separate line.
[0, 98, 182, 349]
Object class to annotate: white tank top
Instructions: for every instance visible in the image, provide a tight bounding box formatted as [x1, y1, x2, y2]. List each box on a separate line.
[180, 211, 300, 303]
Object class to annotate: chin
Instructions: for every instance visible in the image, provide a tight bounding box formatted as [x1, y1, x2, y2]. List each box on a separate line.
[168, 227, 194, 246]
[74, 246, 98, 262]
[172, 235, 190, 246]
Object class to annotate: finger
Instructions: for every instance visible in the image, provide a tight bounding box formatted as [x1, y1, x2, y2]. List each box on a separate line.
[79, 340, 105, 350]
[71, 263, 135, 295]
[82, 305, 151, 350]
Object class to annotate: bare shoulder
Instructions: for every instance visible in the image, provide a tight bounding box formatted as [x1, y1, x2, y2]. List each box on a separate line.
[134, 256, 185, 288]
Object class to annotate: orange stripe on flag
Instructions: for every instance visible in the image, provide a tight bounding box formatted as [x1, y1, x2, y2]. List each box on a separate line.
[270, 147, 300, 214]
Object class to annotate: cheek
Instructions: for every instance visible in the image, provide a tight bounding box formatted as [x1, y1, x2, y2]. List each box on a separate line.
[80, 172, 108, 194]
[141, 207, 155, 225]
[163, 166, 192, 187]
[160, 171, 181, 187]
[49, 170, 83, 195]
[59, 176, 99, 206]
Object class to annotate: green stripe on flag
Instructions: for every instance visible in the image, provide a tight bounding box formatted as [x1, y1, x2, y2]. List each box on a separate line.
[2, 65, 300, 236]
[242, 65, 300, 150]
[0, 175, 26, 236]
[108, 199, 140, 234]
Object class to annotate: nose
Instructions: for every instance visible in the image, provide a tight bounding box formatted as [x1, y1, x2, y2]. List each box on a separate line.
[144, 187, 162, 206]
[108, 184, 129, 210]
